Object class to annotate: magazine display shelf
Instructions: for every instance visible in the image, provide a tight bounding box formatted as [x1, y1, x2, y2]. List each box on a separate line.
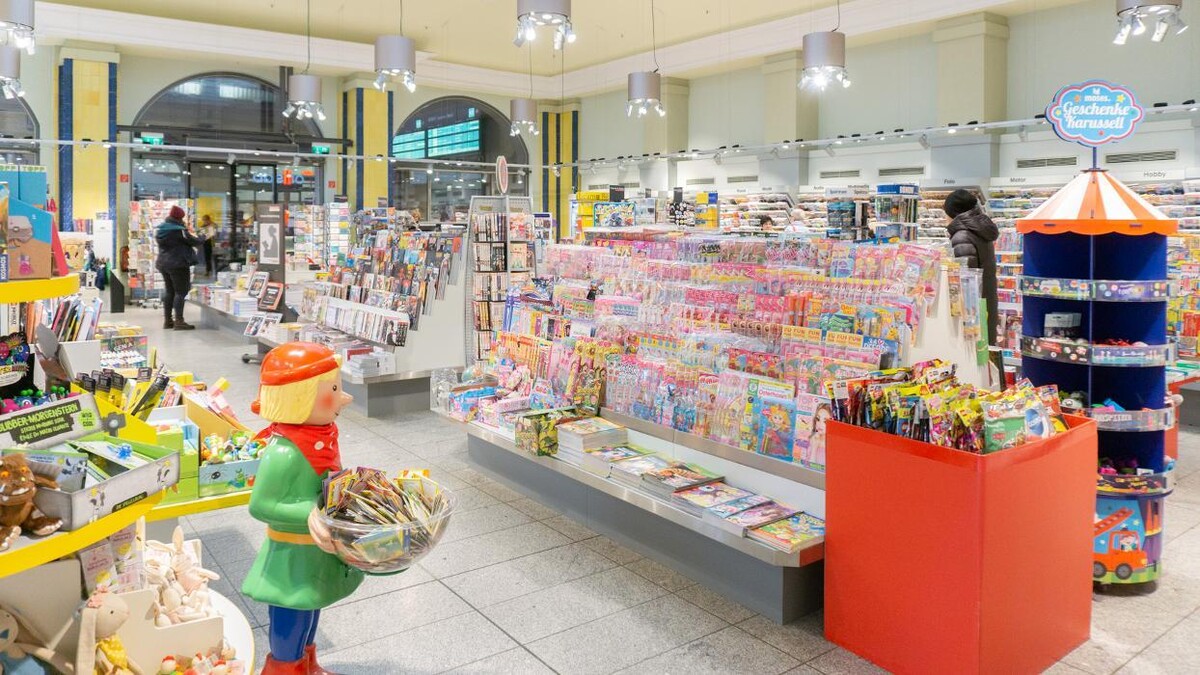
[824, 416, 1096, 675]
[186, 298, 256, 344]
[465, 422, 824, 623]
[1018, 169, 1176, 586]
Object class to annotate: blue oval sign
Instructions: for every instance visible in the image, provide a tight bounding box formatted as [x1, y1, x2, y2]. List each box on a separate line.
[1046, 80, 1144, 148]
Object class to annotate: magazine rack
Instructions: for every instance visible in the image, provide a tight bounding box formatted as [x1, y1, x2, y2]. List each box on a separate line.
[824, 416, 1096, 674]
[1018, 169, 1176, 585]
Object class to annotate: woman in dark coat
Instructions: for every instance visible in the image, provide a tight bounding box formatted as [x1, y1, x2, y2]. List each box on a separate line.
[944, 189, 999, 346]
[155, 205, 199, 330]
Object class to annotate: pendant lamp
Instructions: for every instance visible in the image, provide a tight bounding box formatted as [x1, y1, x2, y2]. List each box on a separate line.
[513, 0, 576, 49]
[800, 30, 851, 90]
[374, 35, 417, 92]
[0, 45, 24, 99]
[510, 98, 539, 136]
[284, 74, 325, 121]
[626, 71, 665, 118]
[0, 0, 33, 55]
[1114, 0, 1187, 44]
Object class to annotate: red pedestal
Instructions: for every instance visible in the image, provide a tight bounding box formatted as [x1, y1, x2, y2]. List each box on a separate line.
[825, 417, 1096, 675]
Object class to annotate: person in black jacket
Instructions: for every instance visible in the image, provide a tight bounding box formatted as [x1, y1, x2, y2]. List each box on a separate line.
[944, 189, 999, 346]
[156, 205, 199, 330]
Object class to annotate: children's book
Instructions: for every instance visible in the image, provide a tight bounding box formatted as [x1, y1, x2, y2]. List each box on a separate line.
[748, 512, 826, 553]
[641, 462, 722, 496]
[794, 393, 833, 471]
[4, 446, 89, 492]
[715, 501, 798, 536]
[609, 454, 670, 487]
[754, 393, 796, 461]
[581, 443, 651, 477]
[703, 494, 773, 525]
[671, 482, 755, 516]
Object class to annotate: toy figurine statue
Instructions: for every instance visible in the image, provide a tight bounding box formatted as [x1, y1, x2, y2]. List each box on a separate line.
[242, 342, 361, 675]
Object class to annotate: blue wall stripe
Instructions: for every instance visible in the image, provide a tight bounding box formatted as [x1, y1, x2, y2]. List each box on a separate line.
[58, 59, 73, 228]
[108, 62, 117, 224]
[387, 90, 394, 206]
[355, 88, 364, 210]
[341, 90, 348, 201]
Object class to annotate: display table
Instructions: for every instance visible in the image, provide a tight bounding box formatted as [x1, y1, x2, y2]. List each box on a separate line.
[212, 590, 256, 673]
[465, 422, 823, 623]
[187, 299, 256, 342]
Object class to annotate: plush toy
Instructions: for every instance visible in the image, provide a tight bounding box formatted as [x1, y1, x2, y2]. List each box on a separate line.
[0, 607, 73, 674]
[143, 528, 219, 627]
[76, 590, 142, 675]
[0, 454, 64, 551]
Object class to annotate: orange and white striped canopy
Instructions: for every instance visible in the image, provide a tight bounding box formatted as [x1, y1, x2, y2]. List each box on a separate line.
[1016, 170, 1177, 236]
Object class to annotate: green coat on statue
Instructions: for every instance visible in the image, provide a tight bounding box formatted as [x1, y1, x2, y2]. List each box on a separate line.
[241, 435, 363, 609]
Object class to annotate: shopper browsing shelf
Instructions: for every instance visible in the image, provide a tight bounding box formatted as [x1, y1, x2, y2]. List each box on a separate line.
[199, 213, 216, 277]
[944, 189, 999, 346]
[155, 205, 200, 330]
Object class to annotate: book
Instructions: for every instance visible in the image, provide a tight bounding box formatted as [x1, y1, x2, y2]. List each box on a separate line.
[4, 446, 89, 492]
[640, 462, 723, 497]
[748, 512, 826, 553]
[671, 482, 756, 516]
[714, 501, 799, 536]
[247, 271, 270, 298]
[581, 443, 652, 477]
[702, 494, 773, 525]
[258, 282, 284, 311]
[608, 454, 670, 488]
[556, 416, 627, 452]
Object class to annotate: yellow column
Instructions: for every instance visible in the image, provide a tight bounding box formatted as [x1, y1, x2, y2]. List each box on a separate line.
[540, 101, 579, 239]
[58, 47, 119, 227]
[340, 78, 392, 210]
[933, 13, 1009, 125]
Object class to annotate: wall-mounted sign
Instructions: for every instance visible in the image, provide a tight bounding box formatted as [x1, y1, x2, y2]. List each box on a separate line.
[311, 143, 332, 155]
[1046, 80, 1144, 148]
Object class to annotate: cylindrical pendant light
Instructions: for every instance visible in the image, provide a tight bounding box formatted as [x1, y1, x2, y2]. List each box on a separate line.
[800, 30, 851, 91]
[374, 35, 417, 92]
[0, 0, 34, 55]
[509, 98, 539, 136]
[284, 74, 326, 122]
[513, 0, 575, 49]
[626, 71, 665, 118]
[0, 44, 23, 99]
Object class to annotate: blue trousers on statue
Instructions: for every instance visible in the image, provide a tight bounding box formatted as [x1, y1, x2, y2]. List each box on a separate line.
[268, 606, 320, 662]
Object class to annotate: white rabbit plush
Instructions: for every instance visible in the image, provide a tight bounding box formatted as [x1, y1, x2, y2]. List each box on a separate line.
[143, 527, 219, 627]
[0, 607, 73, 674]
[75, 590, 141, 675]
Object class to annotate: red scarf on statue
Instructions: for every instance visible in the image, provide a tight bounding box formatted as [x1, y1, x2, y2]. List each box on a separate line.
[256, 422, 342, 476]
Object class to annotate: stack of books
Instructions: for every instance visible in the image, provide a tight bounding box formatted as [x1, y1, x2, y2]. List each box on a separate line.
[748, 512, 826, 553]
[556, 417, 627, 458]
[640, 462, 723, 498]
[581, 443, 652, 477]
[704, 499, 798, 536]
[609, 454, 671, 489]
[671, 482, 756, 516]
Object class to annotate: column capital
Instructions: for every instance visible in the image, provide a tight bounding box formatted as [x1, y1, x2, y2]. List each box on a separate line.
[762, 51, 804, 76]
[59, 44, 121, 65]
[933, 12, 1009, 42]
[342, 75, 380, 92]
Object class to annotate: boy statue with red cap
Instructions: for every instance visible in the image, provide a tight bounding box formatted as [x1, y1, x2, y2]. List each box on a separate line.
[242, 342, 362, 674]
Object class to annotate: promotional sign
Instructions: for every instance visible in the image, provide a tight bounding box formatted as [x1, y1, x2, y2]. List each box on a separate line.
[496, 155, 509, 195]
[1046, 80, 1144, 148]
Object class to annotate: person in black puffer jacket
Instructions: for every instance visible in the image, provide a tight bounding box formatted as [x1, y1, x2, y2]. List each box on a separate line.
[944, 189, 999, 346]
[155, 205, 200, 330]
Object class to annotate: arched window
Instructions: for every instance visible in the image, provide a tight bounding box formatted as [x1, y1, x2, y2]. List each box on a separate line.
[392, 96, 528, 224]
[0, 96, 39, 164]
[133, 72, 321, 144]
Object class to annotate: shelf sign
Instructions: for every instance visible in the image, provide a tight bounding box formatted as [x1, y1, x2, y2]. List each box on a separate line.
[1046, 80, 1144, 148]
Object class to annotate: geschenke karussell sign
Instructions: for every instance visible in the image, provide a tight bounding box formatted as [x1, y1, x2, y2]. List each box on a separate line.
[1046, 80, 1144, 148]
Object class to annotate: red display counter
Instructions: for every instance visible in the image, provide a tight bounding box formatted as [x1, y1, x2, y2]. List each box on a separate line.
[824, 416, 1096, 674]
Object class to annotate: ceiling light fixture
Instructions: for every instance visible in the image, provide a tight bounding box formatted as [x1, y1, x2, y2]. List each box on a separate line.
[510, 43, 539, 136]
[0, 0, 34, 55]
[0, 45, 24, 99]
[374, 36, 417, 93]
[513, 0, 575, 49]
[800, 1, 850, 91]
[628, 0, 666, 118]
[1114, 0, 1186, 44]
[285, 1, 326, 121]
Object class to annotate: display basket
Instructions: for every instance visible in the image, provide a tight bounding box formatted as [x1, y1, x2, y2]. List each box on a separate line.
[316, 477, 456, 575]
[824, 415, 1096, 675]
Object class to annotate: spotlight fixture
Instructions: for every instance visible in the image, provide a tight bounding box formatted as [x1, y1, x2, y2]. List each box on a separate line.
[1018, 126, 1029, 142]
[918, 134, 930, 150]
[947, 122, 959, 134]
[285, 74, 326, 121]
[513, 0, 575, 49]
[1115, 0, 1186, 44]
[374, 35, 417, 93]
[627, 71, 666, 117]
[713, 151, 723, 165]
[781, 141, 790, 150]
[0, 0, 35, 55]
[426, 166, 433, 174]
[509, 97, 539, 136]
[552, 164, 561, 177]
[1186, 98, 1198, 111]
[0, 45, 25, 99]
[800, 28, 851, 90]
[823, 144, 836, 157]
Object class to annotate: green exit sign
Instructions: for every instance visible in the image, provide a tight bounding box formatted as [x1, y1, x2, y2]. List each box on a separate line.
[311, 143, 332, 155]
[136, 132, 165, 146]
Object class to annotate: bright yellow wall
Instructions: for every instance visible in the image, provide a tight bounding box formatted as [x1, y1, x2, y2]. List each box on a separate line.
[71, 60, 111, 221]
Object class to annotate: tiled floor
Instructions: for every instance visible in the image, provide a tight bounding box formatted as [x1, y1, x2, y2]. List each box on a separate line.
[132, 305, 1200, 674]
